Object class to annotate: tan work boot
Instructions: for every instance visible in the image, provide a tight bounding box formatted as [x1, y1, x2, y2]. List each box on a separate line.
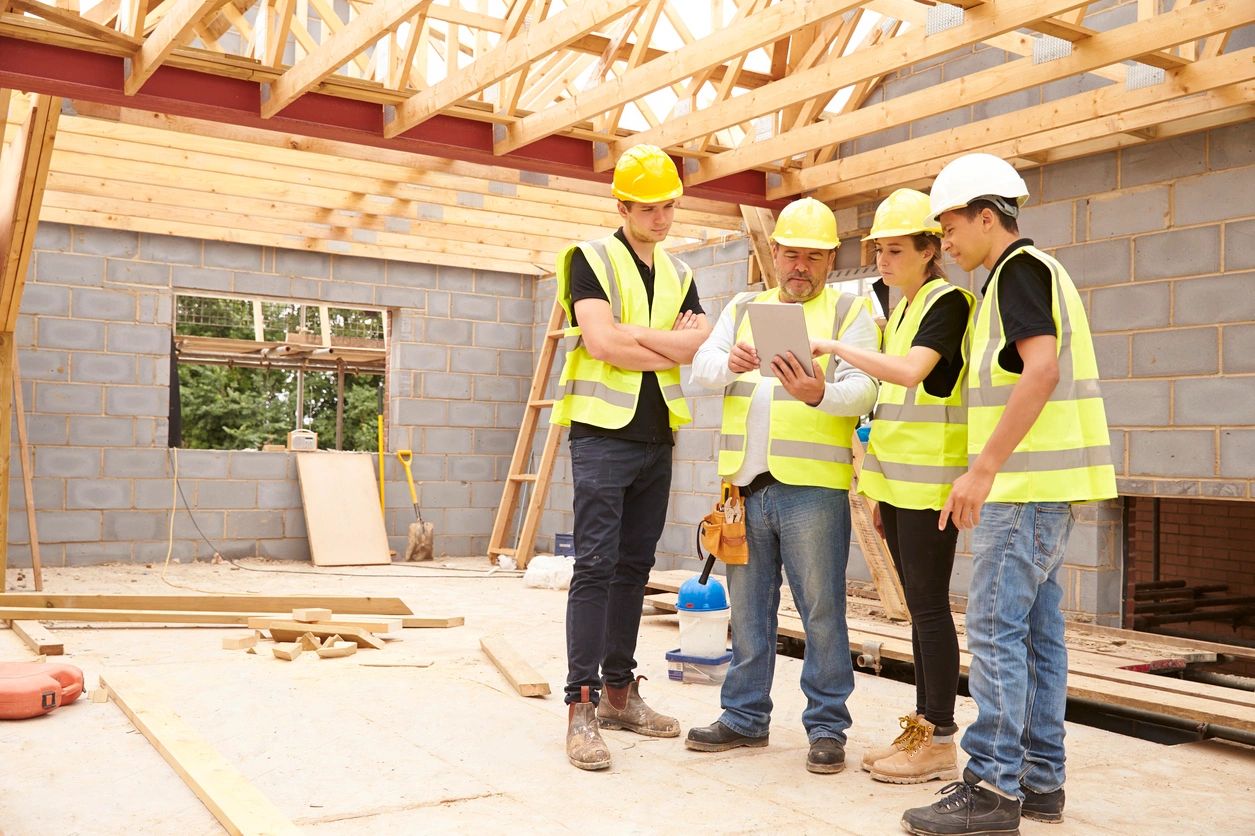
[567, 687, 611, 770]
[860, 713, 923, 771]
[868, 717, 958, 784]
[596, 676, 680, 738]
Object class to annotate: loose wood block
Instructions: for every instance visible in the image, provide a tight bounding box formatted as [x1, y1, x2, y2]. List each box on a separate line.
[291, 608, 332, 623]
[90, 688, 109, 704]
[400, 615, 464, 629]
[222, 633, 258, 650]
[317, 641, 357, 659]
[272, 643, 303, 661]
[265, 622, 385, 649]
[9, 620, 64, 655]
[480, 635, 550, 698]
[297, 632, 322, 651]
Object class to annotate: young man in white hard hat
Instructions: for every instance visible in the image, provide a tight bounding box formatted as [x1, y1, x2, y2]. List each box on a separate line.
[551, 144, 711, 771]
[900, 154, 1117, 835]
[687, 197, 879, 774]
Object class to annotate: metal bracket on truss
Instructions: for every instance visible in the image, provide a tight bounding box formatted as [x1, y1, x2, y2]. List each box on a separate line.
[592, 141, 611, 163]
[925, 4, 964, 36]
[1127, 62, 1167, 91]
[856, 640, 884, 675]
[1033, 35, 1074, 65]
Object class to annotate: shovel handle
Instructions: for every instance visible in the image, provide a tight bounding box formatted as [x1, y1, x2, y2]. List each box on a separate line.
[395, 450, 418, 504]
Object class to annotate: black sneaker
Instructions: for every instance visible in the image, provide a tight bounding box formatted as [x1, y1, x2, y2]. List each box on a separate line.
[684, 721, 769, 752]
[807, 737, 845, 774]
[1021, 784, 1065, 823]
[901, 771, 1021, 835]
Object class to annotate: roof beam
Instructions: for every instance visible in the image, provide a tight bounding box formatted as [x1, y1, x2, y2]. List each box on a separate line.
[262, 0, 434, 118]
[384, 0, 642, 137]
[6, 0, 141, 48]
[692, 0, 1247, 187]
[494, 0, 862, 158]
[124, 0, 221, 95]
[624, 0, 1089, 170]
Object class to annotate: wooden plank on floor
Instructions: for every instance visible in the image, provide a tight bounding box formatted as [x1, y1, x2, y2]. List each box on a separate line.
[0, 593, 413, 615]
[480, 634, 550, 697]
[246, 615, 402, 634]
[263, 621, 385, 649]
[6, 618, 63, 655]
[100, 670, 298, 836]
[296, 453, 391, 566]
[0, 607, 405, 626]
[400, 615, 464, 628]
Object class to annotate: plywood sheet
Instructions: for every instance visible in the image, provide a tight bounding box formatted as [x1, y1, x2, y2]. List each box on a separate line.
[296, 453, 391, 566]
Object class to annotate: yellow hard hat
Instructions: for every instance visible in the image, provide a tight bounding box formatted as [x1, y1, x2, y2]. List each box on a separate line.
[863, 188, 942, 241]
[771, 197, 839, 250]
[612, 144, 683, 203]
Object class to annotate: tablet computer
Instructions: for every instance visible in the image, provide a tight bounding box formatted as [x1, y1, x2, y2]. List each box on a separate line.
[746, 302, 814, 379]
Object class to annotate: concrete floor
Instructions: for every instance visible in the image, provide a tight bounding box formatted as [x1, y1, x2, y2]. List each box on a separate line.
[2, 558, 1251, 835]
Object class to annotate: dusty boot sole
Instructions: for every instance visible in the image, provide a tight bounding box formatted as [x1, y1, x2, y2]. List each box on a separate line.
[684, 736, 769, 752]
[1021, 810, 1063, 824]
[900, 820, 1020, 836]
[870, 766, 959, 784]
[568, 753, 611, 771]
[597, 719, 680, 738]
[806, 760, 846, 775]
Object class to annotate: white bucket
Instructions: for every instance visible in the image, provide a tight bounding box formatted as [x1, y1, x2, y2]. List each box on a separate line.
[677, 608, 730, 658]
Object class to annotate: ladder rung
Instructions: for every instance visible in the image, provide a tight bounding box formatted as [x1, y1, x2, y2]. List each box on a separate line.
[546, 329, 564, 338]
[489, 547, 517, 556]
[529, 399, 555, 408]
[509, 474, 539, 482]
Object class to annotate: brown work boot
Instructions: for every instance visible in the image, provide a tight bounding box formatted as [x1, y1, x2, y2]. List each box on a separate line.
[567, 687, 611, 771]
[869, 717, 959, 784]
[596, 676, 680, 738]
[861, 713, 923, 771]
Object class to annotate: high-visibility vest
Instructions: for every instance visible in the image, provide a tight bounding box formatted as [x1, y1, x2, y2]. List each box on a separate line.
[860, 279, 975, 510]
[718, 287, 871, 490]
[969, 245, 1117, 503]
[550, 235, 693, 430]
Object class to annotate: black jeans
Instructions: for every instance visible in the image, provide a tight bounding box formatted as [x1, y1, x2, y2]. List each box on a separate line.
[879, 502, 961, 729]
[565, 435, 673, 704]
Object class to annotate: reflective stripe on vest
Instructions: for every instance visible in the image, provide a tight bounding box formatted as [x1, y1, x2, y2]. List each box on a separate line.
[858, 279, 974, 510]
[967, 246, 1116, 503]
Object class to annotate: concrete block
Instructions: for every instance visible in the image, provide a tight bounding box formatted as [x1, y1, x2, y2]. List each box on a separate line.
[970, 89, 1039, 121]
[171, 266, 232, 292]
[228, 452, 289, 479]
[910, 108, 971, 140]
[332, 255, 386, 283]
[1131, 328, 1218, 377]
[257, 480, 301, 509]
[29, 476, 64, 509]
[473, 429, 515, 455]
[284, 509, 307, 538]
[498, 298, 534, 325]
[1043, 153, 1117, 202]
[1128, 430, 1214, 477]
[20, 284, 70, 316]
[226, 510, 284, 539]
[39, 511, 102, 542]
[204, 240, 262, 270]
[275, 248, 329, 278]
[373, 286, 425, 309]
[498, 350, 533, 378]
[388, 261, 439, 288]
[137, 292, 173, 326]
[37, 318, 106, 351]
[881, 66, 942, 100]
[451, 293, 497, 320]
[106, 386, 166, 417]
[289, 278, 322, 301]
[425, 290, 450, 317]
[1175, 170, 1255, 226]
[73, 353, 138, 384]
[28, 416, 69, 445]
[35, 382, 102, 414]
[1219, 429, 1255, 478]
[34, 447, 101, 479]
[174, 510, 225, 540]
[473, 322, 529, 350]
[1153, 479, 1200, 497]
[135, 417, 167, 447]
[1108, 429, 1126, 474]
[447, 456, 495, 482]
[233, 271, 291, 299]
[1225, 219, 1255, 271]
[425, 318, 472, 345]
[67, 479, 131, 509]
[36, 252, 104, 284]
[72, 227, 138, 257]
[102, 510, 166, 540]
[1041, 73, 1108, 105]
[451, 347, 497, 374]
[1222, 323, 1255, 373]
[195, 480, 258, 509]
[473, 270, 526, 297]
[1208, 122, 1255, 170]
[1120, 134, 1206, 188]
[317, 278, 375, 305]
[495, 403, 524, 428]
[424, 373, 472, 400]
[422, 482, 470, 509]
[397, 397, 448, 426]
[34, 222, 71, 251]
[19, 349, 69, 381]
[133, 479, 174, 509]
[425, 428, 473, 455]
[176, 449, 229, 477]
[1093, 333, 1130, 379]
[254, 539, 309, 561]
[140, 233, 202, 265]
[472, 376, 523, 403]
[1174, 272, 1255, 326]
[1088, 187, 1168, 239]
[103, 449, 169, 478]
[941, 47, 1006, 81]
[1099, 379, 1170, 427]
[107, 323, 170, 355]
[1018, 201, 1072, 249]
[67, 416, 133, 446]
[1201, 480, 1248, 498]
[397, 343, 448, 371]
[1175, 378, 1255, 425]
[1089, 282, 1170, 331]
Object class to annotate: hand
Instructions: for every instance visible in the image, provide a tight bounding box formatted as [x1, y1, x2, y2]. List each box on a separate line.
[728, 341, 759, 374]
[773, 351, 826, 406]
[871, 502, 885, 539]
[939, 467, 996, 531]
[811, 338, 839, 358]
[672, 310, 700, 331]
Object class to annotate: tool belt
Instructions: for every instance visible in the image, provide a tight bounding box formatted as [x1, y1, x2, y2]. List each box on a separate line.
[697, 482, 749, 566]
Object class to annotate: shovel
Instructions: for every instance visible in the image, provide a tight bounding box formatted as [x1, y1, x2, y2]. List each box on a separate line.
[396, 450, 434, 561]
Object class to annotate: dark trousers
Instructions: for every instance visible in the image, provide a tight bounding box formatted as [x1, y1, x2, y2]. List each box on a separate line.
[880, 502, 961, 728]
[565, 436, 673, 704]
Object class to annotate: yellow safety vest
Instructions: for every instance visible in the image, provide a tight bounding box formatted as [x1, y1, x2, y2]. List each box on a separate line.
[859, 279, 974, 510]
[718, 287, 871, 490]
[969, 245, 1117, 503]
[551, 234, 693, 430]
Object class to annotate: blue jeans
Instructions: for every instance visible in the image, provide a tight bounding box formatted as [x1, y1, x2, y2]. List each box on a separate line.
[565, 436, 673, 704]
[962, 501, 1075, 798]
[718, 483, 855, 743]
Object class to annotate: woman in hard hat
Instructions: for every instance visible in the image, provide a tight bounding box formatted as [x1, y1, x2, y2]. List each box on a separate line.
[811, 188, 973, 785]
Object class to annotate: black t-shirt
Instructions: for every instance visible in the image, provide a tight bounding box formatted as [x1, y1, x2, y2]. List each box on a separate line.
[567, 229, 704, 445]
[980, 239, 1056, 374]
[908, 288, 971, 398]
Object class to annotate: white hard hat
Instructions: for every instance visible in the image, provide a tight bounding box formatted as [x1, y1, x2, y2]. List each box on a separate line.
[928, 153, 1029, 225]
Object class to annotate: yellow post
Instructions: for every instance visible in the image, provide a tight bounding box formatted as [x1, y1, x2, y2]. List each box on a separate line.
[377, 389, 385, 510]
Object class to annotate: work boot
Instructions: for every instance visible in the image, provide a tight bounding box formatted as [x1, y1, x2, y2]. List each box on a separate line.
[861, 713, 924, 771]
[901, 769, 1021, 835]
[685, 720, 769, 752]
[1021, 784, 1065, 823]
[869, 718, 959, 784]
[566, 687, 611, 771]
[596, 676, 680, 738]
[807, 737, 846, 774]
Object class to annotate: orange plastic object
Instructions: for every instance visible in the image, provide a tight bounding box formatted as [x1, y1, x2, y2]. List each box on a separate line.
[0, 662, 85, 720]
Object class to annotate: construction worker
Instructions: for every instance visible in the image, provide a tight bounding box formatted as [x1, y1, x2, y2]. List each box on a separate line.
[811, 188, 973, 784]
[551, 144, 710, 771]
[687, 197, 879, 774]
[900, 154, 1117, 835]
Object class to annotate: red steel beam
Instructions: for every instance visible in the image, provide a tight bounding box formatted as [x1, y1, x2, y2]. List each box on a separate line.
[0, 36, 785, 209]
